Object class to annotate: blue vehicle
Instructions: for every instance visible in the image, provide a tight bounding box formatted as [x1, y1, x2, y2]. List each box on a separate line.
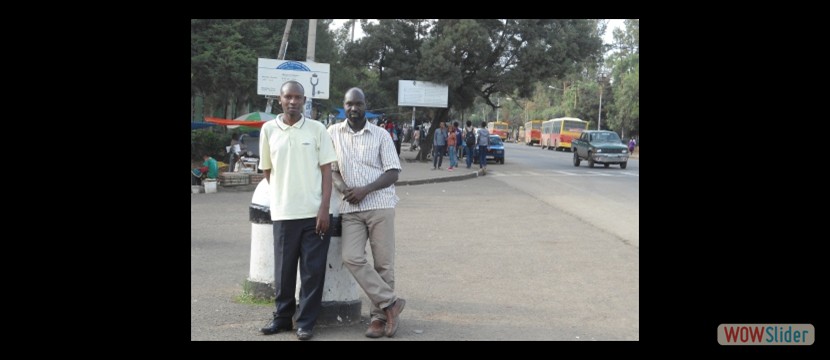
[473, 134, 505, 164]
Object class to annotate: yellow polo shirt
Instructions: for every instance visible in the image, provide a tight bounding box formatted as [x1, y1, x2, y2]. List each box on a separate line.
[259, 115, 337, 221]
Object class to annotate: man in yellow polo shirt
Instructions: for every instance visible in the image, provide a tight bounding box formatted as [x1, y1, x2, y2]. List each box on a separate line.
[258, 80, 337, 341]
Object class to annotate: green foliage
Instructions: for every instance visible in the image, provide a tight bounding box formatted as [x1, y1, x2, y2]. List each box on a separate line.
[339, 19, 429, 113]
[236, 280, 275, 305]
[608, 56, 639, 134]
[192, 19, 341, 119]
[192, 18, 637, 148]
[606, 20, 639, 136]
[413, 19, 601, 158]
[191, 128, 230, 162]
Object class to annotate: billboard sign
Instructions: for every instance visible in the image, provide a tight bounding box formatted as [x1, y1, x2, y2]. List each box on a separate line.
[257, 59, 330, 99]
[397, 80, 448, 108]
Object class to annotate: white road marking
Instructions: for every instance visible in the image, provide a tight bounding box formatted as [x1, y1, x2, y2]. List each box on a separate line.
[485, 169, 638, 178]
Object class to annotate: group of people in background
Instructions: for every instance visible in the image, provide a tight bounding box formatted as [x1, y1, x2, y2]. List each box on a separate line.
[428, 120, 490, 173]
[383, 118, 403, 156]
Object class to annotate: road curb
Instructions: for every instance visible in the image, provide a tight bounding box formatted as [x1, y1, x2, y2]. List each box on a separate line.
[396, 169, 483, 186]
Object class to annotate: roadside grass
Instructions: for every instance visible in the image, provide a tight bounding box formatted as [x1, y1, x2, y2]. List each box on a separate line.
[234, 281, 275, 306]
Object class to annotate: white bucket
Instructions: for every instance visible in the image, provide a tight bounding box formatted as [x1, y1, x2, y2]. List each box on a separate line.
[203, 179, 218, 194]
[191, 185, 202, 194]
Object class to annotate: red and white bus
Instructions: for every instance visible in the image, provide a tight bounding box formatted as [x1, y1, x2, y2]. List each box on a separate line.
[541, 117, 588, 151]
[487, 121, 509, 141]
[523, 120, 543, 145]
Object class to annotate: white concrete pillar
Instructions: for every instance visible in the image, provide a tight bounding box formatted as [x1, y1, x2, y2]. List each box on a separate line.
[318, 187, 361, 325]
[247, 179, 276, 298]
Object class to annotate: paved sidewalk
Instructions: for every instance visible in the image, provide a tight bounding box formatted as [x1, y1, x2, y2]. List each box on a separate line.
[395, 144, 484, 185]
[215, 142, 484, 192]
[191, 141, 640, 341]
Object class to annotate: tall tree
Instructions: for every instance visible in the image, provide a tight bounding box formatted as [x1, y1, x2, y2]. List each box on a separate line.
[191, 19, 341, 119]
[606, 19, 639, 137]
[413, 19, 602, 159]
[340, 19, 429, 112]
[191, 20, 258, 119]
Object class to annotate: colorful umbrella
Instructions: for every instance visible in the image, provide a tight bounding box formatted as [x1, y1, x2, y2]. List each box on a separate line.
[205, 112, 277, 129]
[228, 112, 276, 129]
[235, 112, 277, 121]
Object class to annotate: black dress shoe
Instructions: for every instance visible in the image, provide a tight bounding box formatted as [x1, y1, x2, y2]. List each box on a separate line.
[296, 328, 313, 340]
[260, 312, 293, 335]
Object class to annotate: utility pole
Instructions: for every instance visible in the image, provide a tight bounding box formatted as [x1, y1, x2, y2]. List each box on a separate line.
[411, 107, 416, 129]
[266, 19, 293, 114]
[305, 19, 317, 119]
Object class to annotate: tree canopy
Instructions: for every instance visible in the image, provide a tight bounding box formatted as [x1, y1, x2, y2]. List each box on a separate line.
[191, 19, 638, 146]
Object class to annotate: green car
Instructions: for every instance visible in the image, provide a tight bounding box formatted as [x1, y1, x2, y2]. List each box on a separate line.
[572, 130, 630, 169]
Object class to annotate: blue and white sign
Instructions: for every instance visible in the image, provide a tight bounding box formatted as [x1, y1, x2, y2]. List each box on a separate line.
[258, 58, 330, 99]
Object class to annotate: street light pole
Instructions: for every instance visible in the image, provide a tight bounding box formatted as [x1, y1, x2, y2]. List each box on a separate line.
[597, 72, 606, 130]
[495, 97, 500, 122]
[598, 85, 603, 130]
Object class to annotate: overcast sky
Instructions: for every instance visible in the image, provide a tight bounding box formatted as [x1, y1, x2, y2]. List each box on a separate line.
[328, 19, 625, 45]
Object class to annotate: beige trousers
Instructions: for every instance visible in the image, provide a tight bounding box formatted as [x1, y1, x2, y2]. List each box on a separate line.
[341, 208, 398, 321]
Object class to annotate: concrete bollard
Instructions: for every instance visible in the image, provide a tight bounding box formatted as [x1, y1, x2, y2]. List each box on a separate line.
[315, 187, 361, 325]
[246, 179, 276, 299]
[247, 178, 361, 326]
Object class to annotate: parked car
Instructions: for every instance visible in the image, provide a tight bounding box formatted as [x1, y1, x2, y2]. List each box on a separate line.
[473, 134, 505, 164]
[572, 130, 629, 169]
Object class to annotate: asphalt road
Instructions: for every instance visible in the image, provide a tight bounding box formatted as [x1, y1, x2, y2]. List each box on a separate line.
[487, 143, 639, 246]
[191, 146, 639, 341]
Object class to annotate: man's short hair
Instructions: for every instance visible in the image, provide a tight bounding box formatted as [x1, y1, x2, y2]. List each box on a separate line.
[281, 80, 305, 95]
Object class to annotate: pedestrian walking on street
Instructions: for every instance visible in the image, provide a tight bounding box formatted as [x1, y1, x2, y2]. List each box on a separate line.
[477, 121, 491, 174]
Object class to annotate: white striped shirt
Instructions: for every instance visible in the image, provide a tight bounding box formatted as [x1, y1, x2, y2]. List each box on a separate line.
[328, 121, 401, 214]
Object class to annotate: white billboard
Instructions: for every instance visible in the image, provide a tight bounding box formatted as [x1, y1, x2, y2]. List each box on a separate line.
[397, 80, 448, 108]
[257, 59, 330, 99]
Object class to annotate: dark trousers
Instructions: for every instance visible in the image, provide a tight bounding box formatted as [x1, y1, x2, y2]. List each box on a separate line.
[464, 145, 473, 168]
[229, 153, 238, 172]
[478, 145, 488, 168]
[433, 145, 446, 168]
[273, 216, 332, 330]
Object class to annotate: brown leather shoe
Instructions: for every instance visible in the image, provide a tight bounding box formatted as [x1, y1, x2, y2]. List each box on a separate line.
[365, 319, 386, 338]
[383, 298, 406, 337]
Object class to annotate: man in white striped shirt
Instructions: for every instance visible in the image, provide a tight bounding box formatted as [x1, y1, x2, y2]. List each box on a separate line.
[328, 87, 406, 338]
